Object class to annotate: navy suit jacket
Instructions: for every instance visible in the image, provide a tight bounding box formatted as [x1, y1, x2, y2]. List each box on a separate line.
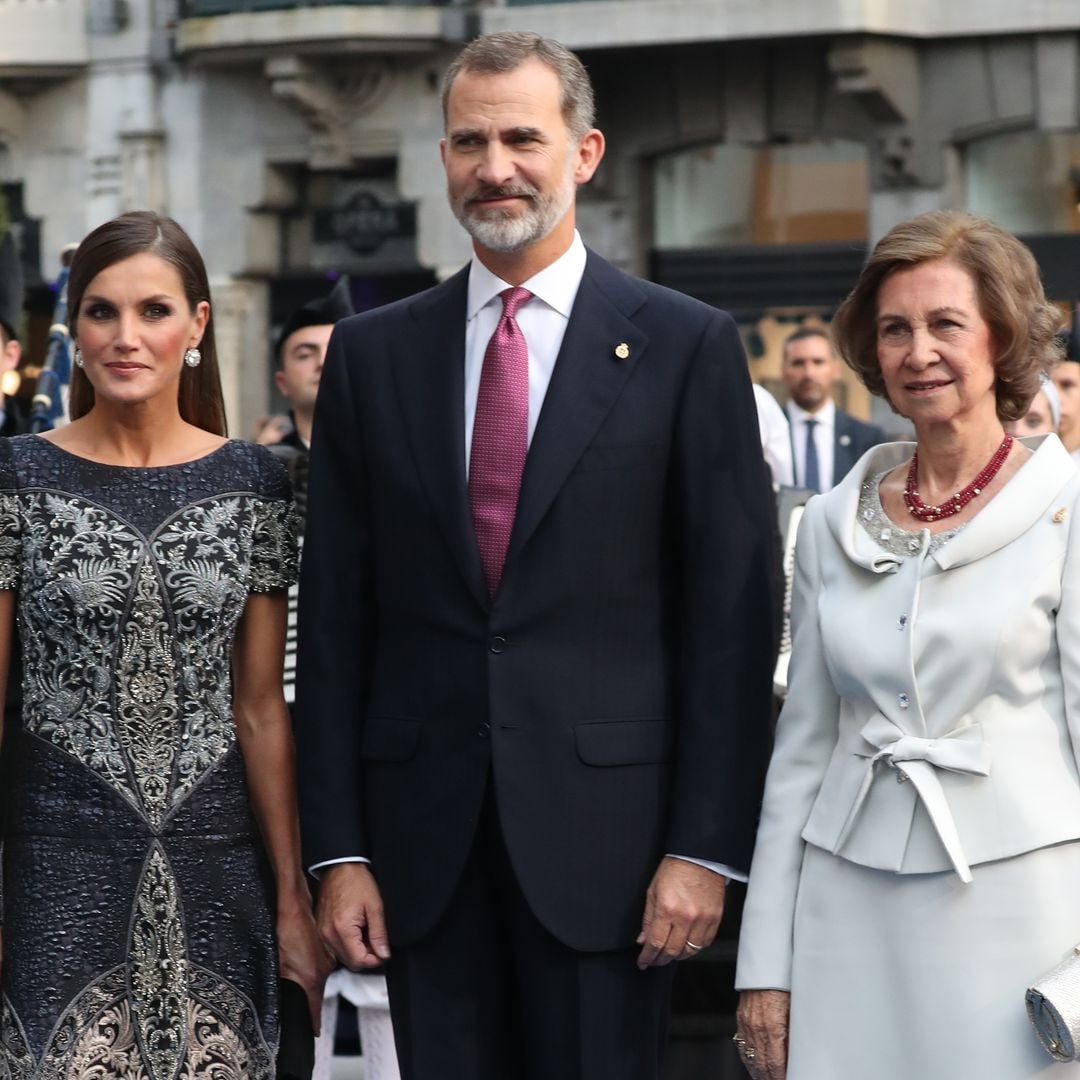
[789, 405, 888, 489]
[295, 250, 776, 950]
[833, 409, 888, 487]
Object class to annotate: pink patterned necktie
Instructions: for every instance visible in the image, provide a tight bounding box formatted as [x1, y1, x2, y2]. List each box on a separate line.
[469, 286, 532, 597]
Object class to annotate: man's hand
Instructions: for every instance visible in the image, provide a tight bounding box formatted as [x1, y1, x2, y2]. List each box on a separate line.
[635, 856, 726, 969]
[316, 863, 391, 970]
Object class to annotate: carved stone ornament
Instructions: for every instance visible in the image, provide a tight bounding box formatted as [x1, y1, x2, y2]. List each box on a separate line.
[265, 55, 393, 169]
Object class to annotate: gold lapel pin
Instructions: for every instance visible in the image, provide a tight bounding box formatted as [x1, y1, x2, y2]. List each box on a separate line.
[1054, 507, 1068, 524]
[614, 342, 630, 360]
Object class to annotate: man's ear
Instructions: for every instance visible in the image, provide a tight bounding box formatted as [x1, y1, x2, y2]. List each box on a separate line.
[274, 368, 290, 399]
[573, 129, 605, 185]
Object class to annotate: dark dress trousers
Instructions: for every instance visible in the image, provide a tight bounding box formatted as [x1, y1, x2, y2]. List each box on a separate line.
[295, 250, 776, 1071]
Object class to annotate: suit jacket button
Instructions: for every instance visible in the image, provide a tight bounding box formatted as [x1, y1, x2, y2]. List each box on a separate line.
[477, 721, 491, 739]
[490, 635, 507, 654]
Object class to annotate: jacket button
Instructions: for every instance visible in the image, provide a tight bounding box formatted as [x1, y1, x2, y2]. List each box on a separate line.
[489, 635, 507, 654]
[477, 721, 491, 739]
[898, 692, 910, 709]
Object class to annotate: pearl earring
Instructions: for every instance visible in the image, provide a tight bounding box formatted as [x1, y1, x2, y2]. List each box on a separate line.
[184, 347, 202, 369]
[74, 347, 84, 369]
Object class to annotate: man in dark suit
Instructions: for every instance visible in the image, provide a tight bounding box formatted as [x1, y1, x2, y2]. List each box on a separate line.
[782, 325, 887, 491]
[296, 30, 775, 1080]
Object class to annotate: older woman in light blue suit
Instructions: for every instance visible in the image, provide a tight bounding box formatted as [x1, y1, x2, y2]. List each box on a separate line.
[735, 211, 1080, 1079]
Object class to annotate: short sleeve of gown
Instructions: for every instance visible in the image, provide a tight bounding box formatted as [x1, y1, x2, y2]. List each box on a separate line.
[249, 446, 299, 593]
[0, 439, 20, 590]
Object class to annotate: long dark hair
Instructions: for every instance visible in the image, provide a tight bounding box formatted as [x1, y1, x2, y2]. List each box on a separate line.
[67, 211, 227, 435]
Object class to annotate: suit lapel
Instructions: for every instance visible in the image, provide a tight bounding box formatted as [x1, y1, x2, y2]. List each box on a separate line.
[507, 254, 649, 567]
[391, 267, 489, 611]
[833, 412, 853, 488]
[786, 405, 799, 486]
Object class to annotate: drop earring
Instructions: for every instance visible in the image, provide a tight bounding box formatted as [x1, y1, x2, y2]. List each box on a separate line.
[74, 347, 84, 369]
[184, 347, 201, 369]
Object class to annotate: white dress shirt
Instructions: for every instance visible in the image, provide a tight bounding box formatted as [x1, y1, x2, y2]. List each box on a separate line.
[788, 398, 835, 491]
[312, 231, 742, 883]
[753, 385, 794, 487]
[464, 232, 586, 472]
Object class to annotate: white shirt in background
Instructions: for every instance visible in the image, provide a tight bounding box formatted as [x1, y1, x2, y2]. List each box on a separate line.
[753, 385, 794, 487]
[788, 397, 836, 491]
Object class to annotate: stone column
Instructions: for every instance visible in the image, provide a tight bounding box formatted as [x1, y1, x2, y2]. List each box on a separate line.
[209, 278, 270, 440]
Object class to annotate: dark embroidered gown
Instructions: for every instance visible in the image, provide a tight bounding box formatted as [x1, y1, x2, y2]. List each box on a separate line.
[0, 436, 297, 1080]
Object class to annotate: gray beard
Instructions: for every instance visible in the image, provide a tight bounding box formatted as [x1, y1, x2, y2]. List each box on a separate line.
[453, 173, 576, 254]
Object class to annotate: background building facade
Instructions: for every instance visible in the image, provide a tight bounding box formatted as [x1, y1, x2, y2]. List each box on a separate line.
[3, 0, 1080, 433]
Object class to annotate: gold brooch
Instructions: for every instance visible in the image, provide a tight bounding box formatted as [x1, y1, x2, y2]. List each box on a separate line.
[614, 342, 630, 360]
[1054, 507, 1067, 524]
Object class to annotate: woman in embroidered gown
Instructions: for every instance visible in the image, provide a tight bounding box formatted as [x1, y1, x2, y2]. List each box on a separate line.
[734, 211, 1080, 1079]
[0, 212, 331, 1079]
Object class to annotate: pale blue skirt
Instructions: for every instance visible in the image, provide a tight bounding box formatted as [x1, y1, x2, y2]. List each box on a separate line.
[789, 841, 1080, 1079]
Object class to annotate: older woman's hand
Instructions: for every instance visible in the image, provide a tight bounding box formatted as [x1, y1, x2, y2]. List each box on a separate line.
[735, 989, 790, 1079]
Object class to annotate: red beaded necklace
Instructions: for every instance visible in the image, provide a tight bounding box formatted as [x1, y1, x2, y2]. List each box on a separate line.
[904, 433, 1014, 523]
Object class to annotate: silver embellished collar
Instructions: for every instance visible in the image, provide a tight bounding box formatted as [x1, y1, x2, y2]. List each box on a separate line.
[858, 469, 965, 556]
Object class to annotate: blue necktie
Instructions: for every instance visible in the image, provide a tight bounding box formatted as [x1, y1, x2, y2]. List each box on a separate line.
[804, 418, 821, 492]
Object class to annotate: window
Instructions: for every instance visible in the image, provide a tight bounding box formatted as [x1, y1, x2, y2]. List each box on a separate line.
[653, 140, 869, 248]
[966, 130, 1080, 234]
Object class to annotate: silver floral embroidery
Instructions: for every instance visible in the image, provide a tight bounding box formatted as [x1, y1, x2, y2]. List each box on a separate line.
[6, 964, 270, 1080]
[130, 848, 187, 1080]
[20, 492, 141, 812]
[0, 996, 34, 1080]
[67, 1000, 147, 1080]
[153, 500, 250, 812]
[188, 969, 274, 1074]
[116, 563, 179, 828]
[250, 497, 299, 594]
[182, 1004, 250, 1080]
[15, 490, 296, 826]
[39, 968, 128, 1080]
[0, 491, 19, 589]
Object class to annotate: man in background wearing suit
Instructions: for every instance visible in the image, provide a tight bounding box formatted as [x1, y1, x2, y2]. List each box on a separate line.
[296, 31, 775, 1080]
[782, 325, 886, 491]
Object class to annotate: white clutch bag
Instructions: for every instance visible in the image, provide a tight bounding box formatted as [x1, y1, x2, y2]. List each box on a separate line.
[1027, 945, 1080, 1061]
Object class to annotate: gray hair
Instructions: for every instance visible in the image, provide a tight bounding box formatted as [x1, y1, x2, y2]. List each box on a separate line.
[440, 31, 596, 142]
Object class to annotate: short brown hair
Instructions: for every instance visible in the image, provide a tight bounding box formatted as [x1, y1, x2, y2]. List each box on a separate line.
[782, 325, 832, 360]
[67, 211, 227, 435]
[441, 31, 595, 142]
[832, 211, 1062, 422]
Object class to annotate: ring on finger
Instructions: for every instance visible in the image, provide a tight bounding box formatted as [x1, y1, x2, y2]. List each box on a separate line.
[732, 1033, 756, 1061]
[685, 940, 703, 951]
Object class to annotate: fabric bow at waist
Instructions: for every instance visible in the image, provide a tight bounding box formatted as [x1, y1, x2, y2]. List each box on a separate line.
[836, 714, 991, 883]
